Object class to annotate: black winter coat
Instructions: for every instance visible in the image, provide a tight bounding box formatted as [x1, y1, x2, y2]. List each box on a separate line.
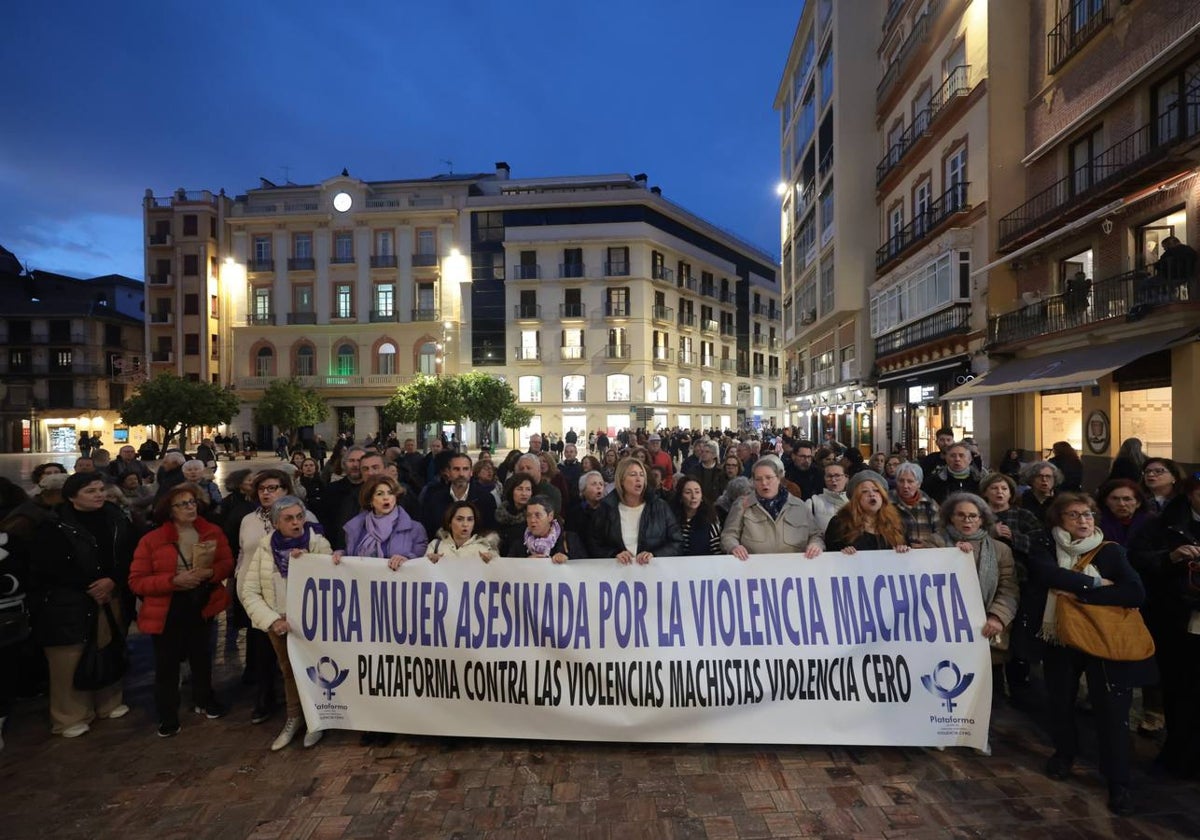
[593, 493, 684, 558]
[1026, 533, 1157, 686]
[1128, 495, 1200, 636]
[31, 502, 134, 647]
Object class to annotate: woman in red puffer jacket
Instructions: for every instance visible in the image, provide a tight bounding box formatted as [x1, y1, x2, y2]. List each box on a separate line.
[129, 482, 234, 737]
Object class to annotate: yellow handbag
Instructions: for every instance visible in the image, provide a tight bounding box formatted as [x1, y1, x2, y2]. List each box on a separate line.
[1055, 542, 1155, 662]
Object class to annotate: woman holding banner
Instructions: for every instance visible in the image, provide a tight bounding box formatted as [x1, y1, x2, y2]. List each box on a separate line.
[240, 495, 332, 752]
[426, 501, 497, 563]
[333, 476, 427, 571]
[595, 458, 683, 564]
[722, 456, 824, 560]
[824, 471, 911, 554]
[504, 495, 578, 564]
[670, 476, 722, 555]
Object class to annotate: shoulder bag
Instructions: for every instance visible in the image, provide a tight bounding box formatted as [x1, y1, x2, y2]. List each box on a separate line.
[1056, 542, 1155, 661]
[74, 603, 128, 690]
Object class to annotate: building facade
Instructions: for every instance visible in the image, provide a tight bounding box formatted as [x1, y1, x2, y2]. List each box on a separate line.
[0, 249, 146, 453]
[954, 0, 1200, 479]
[776, 0, 881, 450]
[148, 166, 779, 448]
[869, 0, 1026, 455]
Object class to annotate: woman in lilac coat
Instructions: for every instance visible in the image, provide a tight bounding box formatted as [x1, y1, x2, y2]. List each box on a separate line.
[334, 475, 428, 568]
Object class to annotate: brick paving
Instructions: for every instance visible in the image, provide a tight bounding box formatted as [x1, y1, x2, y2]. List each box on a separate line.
[2, 618, 1199, 840]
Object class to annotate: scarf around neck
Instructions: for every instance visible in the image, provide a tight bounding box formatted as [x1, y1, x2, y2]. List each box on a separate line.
[946, 525, 998, 608]
[270, 522, 324, 577]
[1040, 527, 1104, 642]
[358, 509, 400, 558]
[524, 519, 562, 556]
[757, 487, 789, 520]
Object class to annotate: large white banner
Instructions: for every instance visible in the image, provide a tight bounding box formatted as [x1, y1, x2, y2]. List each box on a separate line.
[287, 549, 993, 748]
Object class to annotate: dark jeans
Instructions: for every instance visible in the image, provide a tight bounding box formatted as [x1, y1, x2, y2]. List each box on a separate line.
[1043, 644, 1133, 792]
[247, 627, 279, 711]
[151, 594, 213, 726]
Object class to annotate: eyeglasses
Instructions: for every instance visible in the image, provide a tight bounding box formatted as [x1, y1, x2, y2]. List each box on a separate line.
[258, 484, 283, 492]
[1143, 468, 1168, 476]
[171, 498, 198, 508]
[1062, 510, 1096, 520]
[953, 513, 982, 522]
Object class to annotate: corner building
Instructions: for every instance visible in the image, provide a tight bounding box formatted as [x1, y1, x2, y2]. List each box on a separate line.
[776, 0, 881, 451]
[951, 0, 1200, 480]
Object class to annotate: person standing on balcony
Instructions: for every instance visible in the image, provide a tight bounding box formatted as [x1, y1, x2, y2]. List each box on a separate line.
[1156, 236, 1197, 289]
[1065, 271, 1091, 318]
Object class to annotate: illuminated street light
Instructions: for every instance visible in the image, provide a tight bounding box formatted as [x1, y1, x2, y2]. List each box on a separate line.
[775, 181, 788, 197]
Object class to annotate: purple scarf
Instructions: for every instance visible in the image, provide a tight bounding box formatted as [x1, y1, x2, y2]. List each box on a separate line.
[357, 509, 400, 558]
[523, 519, 562, 557]
[270, 522, 324, 577]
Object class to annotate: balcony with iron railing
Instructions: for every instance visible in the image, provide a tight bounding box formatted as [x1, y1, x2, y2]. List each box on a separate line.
[651, 305, 674, 324]
[678, 350, 697, 367]
[150, 312, 173, 325]
[511, 304, 541, 321]
[148, 233, 172, 246]
[876, 65, 972, 186]
[652, 347, 674, 365]
[819, 147, 834, 183]
[247, 313, 274, 326]
[752, 335, 766, 347]
[412, 308, 440, 321]
[512, 264, 541, 280]
[331, 254, 355, 265]
[288, 257, 315, 271]
[752, 362, 766, 377]
[700, 356, 716, 370]
[288, 312, 318, 325]
[721, 359, 737, 373]
[769, 337, 782, 351]
[559, 263, 585, 279]
[559, 345, 586, 361]
[678, 313, 696, 329]
[876, 0, 936, 106]
[411, 253, 438, 267]
[559, 303, 586, 319]
[876, 182, 970, 271]
[248, 259, 274, 273]
[998, 103, 1200, 250]
[989, 265, 1198, 348]
[151, 350, 174, 363]
[720, 324, 736, 338]
[148, 273, 173, 285]
[652, 265, 674, 284]
[683, 277, 699, 293]
[370, 255, 398, 269]
[700, 319, 719, 335]
[874, 302, 972, 358]
[1048, 0, 1112, 74]
[605, 302, 631, 318]
[368, 309, 398, 323]
[604, 261, 630, 277]
[603, 344, 631, 360]
[514, 346, 541, 361]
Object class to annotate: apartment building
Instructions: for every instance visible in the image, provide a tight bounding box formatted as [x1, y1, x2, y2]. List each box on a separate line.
[949, 0, 1200, 477]
[0, 248, 146, 453]
[149, 166, 779, 448]
[869, 0, 1026, 455]
[776, 0, 881, 451]
[468, 170, 781, 443]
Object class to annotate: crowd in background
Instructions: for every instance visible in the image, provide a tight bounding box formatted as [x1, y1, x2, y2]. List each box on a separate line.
[0, 425, 1196, 817]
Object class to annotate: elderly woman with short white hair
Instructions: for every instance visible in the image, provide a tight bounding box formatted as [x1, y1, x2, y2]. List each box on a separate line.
[890, 461, 939, 548]
[722, 456, 824, 560]
[182, 460, 222, 512]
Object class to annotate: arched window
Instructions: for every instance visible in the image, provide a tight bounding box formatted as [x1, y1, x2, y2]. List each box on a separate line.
[418, 342, 438, 374]
[295, 344, 314, 377]
[518, 375, 542, 403]
[378, 341, 396, 375]
[678, 378, 692, 403]
[254, 346, 274, 377]
[606, 374, 630, 402]
[335, 343, 356, 376]
[562, 375, 586, 403]
[700, 380, 713, 404]
[720, 383, 732, 405]
[648, 375, 667, 402]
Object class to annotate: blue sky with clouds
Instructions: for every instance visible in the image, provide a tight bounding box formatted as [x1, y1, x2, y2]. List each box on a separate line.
[1, 1, 799, 280]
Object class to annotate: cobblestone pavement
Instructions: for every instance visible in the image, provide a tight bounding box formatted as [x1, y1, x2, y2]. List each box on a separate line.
[2, 616, 1199, 840]
[3, 454, 1199, 839]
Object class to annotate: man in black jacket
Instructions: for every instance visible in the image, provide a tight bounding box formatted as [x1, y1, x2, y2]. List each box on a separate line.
[419, 452, 497, 539]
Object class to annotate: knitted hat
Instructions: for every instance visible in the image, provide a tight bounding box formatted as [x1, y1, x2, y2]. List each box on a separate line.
[847, 470, 888, 496]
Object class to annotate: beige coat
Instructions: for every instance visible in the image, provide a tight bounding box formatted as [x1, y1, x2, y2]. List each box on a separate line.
[720, 493, 825, 555]
[238, 530, 333, 632]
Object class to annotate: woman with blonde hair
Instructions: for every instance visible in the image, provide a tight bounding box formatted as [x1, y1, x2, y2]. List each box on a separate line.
[594, 458, 683, 564]
[824, 471, 911, 553]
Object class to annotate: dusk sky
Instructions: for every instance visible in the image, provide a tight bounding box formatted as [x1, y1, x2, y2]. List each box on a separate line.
[2, 1, 800, 281]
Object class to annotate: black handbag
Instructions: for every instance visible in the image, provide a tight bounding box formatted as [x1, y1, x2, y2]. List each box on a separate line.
[74, 603, 128, 690]
[0, 595, 30, 646]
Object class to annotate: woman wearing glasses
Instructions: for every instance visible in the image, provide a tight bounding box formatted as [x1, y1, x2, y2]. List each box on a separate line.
[1028, 493, 1154, 816]
[129, 483, 234, 737]
[933, 492, 1019, 752]
[1140, 457, 1183, 514]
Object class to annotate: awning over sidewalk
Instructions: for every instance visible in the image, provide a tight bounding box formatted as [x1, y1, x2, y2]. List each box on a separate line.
[942, 328, 1197, 400]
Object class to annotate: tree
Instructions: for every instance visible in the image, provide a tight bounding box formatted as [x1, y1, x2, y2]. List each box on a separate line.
[500, 404, 535, 446]
[120, 373, 240, 450]
[253, 378, 329, 439]
[382, 375, 464, 428]
[458, 371, 518, 430]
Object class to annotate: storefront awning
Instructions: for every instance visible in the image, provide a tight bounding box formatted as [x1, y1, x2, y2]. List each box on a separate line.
[942, 328, 1197, 400]
[876, 356, 972, 386]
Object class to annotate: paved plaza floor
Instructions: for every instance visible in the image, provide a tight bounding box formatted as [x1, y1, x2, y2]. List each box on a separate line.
[2, 454, 1199, 839]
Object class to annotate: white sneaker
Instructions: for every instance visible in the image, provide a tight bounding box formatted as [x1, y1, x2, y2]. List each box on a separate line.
[270, 717, 301, 751]
[302, 729, 323, 748]
[104, 704, 130, 719]
[62, 722, 91, 738]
